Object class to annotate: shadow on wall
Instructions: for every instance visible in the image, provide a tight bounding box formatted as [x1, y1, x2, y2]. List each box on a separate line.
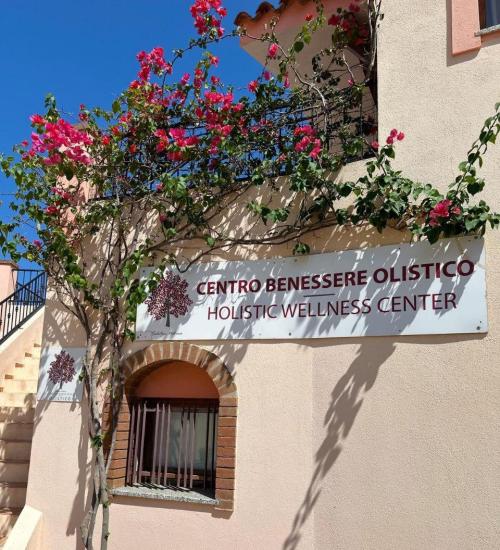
[282, 336, 390, 550]
[31, 224, 485, 548]
[282, 331, 485, 550]
[31, 297, 92, 550]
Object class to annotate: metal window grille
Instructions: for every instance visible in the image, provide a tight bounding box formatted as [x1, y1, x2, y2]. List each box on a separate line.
[126, 398, 218, 494]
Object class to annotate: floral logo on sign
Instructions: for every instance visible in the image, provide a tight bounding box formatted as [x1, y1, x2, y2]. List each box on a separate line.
[145, 272, 193, 327]
[48, 350, 76, 386]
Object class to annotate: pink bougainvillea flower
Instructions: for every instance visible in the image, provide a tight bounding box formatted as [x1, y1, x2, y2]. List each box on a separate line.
[328, 14, 341, 26]
[102, 135, 111, 146]
[371, 140, 379, 150]
[267, 43, 279, 58]
[263, 70, 271, 81]
[30, 114, 46, 125]
[294, 125, 315, 137]
[45, 205, 58, 215]
[390, 128, 398, 138]
[431, 199, 452, 219]
[190, 0, 226, 36]
[169, 128, 186, 141]
[43, 154, 63, 165]
[397, 131, 405, 141]
[33, 240, 42, 249]
[386, 136, 394, 145]
[428, 199, 453, 226]
[248, 80, 258, 93]
[341, 19, 351, 32]
[305, 13, 313, 21]
[451, 205, 461, 215]
[347, 78, 354, 87]
[309, 139, 322, 158]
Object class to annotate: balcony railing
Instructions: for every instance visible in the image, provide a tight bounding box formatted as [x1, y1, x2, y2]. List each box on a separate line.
[0, 269, 47, 345]
[90, 92, 377, 201]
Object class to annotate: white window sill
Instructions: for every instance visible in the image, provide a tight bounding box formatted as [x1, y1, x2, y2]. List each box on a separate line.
[111, 485, 218, 506]
[475, 24, 500, 37]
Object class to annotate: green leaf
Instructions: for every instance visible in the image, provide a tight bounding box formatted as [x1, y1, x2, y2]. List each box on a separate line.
[465, 218, 480, 231]
[294, 41, 304, 52]
[467, 179, 485, 195]
[63, 165, 74, 181]
[293, 242, 310, 255]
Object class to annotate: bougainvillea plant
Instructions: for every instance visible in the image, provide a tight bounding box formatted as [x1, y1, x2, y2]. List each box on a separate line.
[145, 272, 193, 326]
[0, 1, 499, 548]
[48, 350, 76, 386]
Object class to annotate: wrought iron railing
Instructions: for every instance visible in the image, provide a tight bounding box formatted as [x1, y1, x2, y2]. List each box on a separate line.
[0, 269, 47, 345]
[90, 95, 377, 200]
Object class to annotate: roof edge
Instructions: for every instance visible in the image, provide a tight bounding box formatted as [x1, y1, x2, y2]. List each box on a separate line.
[234, 0, 312, 27]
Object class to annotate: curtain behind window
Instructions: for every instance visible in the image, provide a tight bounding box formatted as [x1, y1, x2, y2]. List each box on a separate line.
[486, 0, 500, 27]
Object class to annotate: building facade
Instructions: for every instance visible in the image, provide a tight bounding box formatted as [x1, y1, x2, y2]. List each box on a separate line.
[5, 1, 500, 548]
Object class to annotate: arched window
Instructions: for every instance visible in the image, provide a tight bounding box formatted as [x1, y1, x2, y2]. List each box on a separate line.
[106, 343, 237, 511]
[127, 362, 219, 495]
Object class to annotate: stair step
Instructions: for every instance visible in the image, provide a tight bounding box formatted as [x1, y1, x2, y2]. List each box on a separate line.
[0, 483, 27, 508]
[0, 408, 34, 424]
[15, 360, 38, 370]
[0, 380, 38, 394]
[0, 423, 33, 442]
[0, 441, 31, 461]
[0, 395, 35, 409]
[0, 460, 29, 483]
[0, 507, 21, 535]
[5, 369, 38, 381]
[0, 410, 34, 426]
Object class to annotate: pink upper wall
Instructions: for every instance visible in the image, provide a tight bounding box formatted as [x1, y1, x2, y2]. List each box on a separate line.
[0, 261, 17, 303]
[135, 361, 219, 399]
[451, 0, 482, 54]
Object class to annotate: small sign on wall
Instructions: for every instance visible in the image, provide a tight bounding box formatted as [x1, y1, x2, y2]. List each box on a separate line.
[136, 237, 487, 341]
[37, 347, 85, 402]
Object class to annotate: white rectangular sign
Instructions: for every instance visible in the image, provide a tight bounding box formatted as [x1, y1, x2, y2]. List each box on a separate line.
[136, 237, 487, 341]
[37, 347, 85, 402]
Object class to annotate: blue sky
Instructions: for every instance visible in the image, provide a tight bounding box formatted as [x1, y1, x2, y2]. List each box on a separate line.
[0, 1, 262, 263]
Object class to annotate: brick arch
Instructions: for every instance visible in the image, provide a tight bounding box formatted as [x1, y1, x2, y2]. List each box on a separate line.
[106, 342, 237, 512]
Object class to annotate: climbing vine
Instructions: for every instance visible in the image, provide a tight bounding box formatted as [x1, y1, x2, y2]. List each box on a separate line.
[0, 1, 498, 548]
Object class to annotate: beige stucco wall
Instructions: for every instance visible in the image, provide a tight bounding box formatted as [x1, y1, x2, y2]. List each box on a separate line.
[310, 1, 500, 549]
[25, 1, 500, 549]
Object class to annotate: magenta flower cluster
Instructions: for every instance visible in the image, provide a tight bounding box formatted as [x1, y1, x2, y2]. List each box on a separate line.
[29, 116, 93, 166]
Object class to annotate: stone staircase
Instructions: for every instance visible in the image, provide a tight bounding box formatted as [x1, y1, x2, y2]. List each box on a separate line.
[0, 343, 40, 546]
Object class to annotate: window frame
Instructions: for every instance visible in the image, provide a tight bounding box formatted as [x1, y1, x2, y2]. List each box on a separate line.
[126, 397, 219, 496]
[479, 0, 500, 29]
